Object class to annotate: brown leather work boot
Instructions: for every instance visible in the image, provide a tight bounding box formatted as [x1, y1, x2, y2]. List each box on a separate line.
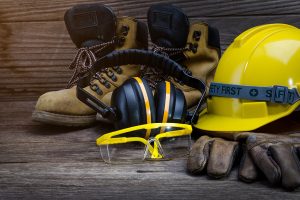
[32, 4, 148, 126]
[144, 4, 220, 109]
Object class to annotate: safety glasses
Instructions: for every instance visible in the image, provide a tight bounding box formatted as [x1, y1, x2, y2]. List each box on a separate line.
[96, 123, 192, 164]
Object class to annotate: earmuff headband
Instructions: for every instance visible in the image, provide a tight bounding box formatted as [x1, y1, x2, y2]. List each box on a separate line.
[77, 49, 206, 124]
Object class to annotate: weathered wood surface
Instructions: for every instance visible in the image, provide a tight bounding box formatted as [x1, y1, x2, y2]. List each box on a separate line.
[1, 0, 300, 22]
[2, 0, 300, 99]
[1, 1, 300, 199]
[0, 101, 299, 199]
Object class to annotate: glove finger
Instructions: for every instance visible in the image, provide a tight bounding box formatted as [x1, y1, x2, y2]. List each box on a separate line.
[187, 135, 213, 174]
[238, 146, 259, 183]
[249, 145, 281, 185]
[207, 138, 239, 178]
[270, 143, 300, 190]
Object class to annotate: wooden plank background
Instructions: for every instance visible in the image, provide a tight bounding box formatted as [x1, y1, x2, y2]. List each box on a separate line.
[1, 0, 300, 100]
[1, 1, 300, 199]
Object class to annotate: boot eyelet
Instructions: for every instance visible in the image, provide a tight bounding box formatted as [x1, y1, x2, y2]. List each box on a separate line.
[90, 84, 98, 91]
[106, 69, 113, 76]
[104, 81, 111, 89]
[113, 66, 123, 74]
[99, 78, 106, 84]
[97, 88, 103, 95]
[90, 84, 103, 95]
[121, 25, 129, 36]
[106, 69, 118, 82]
[189, 43, 198, 53]
[111, 75, 117, 82]
[193, 31, 201, 41]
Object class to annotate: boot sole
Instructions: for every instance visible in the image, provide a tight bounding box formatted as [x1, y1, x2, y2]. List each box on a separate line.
[32, 110, 97, 127]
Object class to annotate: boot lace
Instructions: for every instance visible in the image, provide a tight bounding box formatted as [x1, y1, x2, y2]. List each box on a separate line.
[142, 44, 190, 88]
[66, 40, 116, 88]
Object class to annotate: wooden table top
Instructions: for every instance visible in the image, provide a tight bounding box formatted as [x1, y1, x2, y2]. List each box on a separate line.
[0, 100, 299, 199]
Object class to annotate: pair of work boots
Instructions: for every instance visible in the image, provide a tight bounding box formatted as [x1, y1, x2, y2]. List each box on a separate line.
[32, 3, 221, 126]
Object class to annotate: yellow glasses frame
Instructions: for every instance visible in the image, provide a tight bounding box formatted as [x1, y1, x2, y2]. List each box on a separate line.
[96, 123, 192, 159]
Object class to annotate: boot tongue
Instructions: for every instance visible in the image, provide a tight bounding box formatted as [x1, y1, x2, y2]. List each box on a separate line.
[148, 4, 189, 49]
[64, 3, 117, 48]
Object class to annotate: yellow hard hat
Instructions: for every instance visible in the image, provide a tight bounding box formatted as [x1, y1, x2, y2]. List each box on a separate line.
[195, 23, 300, 132]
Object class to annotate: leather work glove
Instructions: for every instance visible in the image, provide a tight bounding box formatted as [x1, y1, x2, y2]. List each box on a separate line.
[187, 133, 300, 190]
[187, 135, 240, 178]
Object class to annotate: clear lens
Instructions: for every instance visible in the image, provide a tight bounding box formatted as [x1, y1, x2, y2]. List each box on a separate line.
[99, 142, 146, 164]
[98, 131, 192, 163]
[160, 135, 191, 159]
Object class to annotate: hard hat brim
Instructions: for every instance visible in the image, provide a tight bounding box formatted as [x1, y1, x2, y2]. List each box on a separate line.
[194, 105, 298, 132]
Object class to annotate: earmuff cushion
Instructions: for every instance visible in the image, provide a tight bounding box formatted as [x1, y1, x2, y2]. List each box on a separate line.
[111, 81, 140, 130]
[111, 78, 156, 131]
[154, 81, 187, 123]
[172, 88, 187, 123]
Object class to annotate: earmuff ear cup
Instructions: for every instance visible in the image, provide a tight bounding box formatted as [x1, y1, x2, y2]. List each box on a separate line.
[111, 78, 156, 136]
[154, 81, 187, 123]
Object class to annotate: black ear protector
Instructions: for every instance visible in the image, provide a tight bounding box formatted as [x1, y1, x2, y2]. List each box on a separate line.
[77, 49, 206, 136]
[109, 77, 186, 138]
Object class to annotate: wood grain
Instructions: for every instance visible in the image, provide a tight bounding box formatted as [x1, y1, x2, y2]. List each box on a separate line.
[1, 162, 299, 200]
[2, 15, 300, 100]
[0, 0, 300, 22]
[0, 101, 299, 199]
[1, 1, 300, 199]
